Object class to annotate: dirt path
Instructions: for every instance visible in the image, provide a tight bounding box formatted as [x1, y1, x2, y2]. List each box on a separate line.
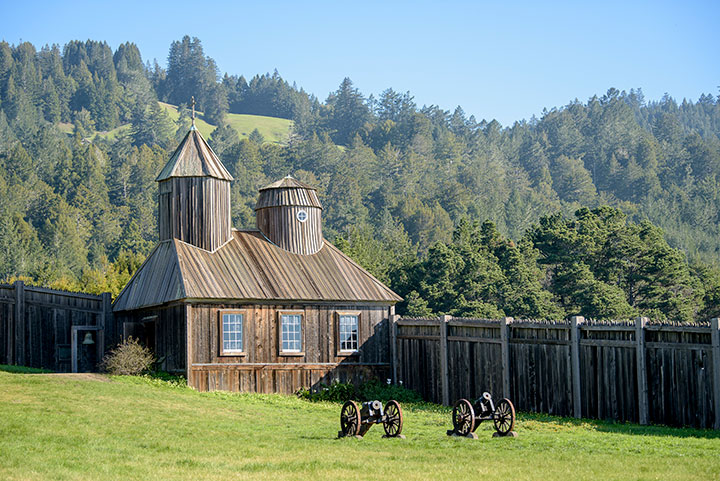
[37, 373, 111, 382]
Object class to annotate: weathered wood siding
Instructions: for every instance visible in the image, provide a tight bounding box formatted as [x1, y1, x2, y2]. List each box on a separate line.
[579, 324, 638, 422]
[158, 176, 231, 252]
[448, 321, 504, 404]
[395, 319, 443, 403]
[394, 316, 720, 429]
[113, 304, 187, 374]
[255, 184, 323, 255]
[645, 325, 715, 428]
[188, 303, 391, 393]
[511, 321, 573, 416]
[256, 204, 323, 255]
[0, 282, 111, 371]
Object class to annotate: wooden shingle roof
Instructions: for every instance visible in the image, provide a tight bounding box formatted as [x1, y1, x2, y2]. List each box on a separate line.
[156, 128, 233, 182]
[255, 184, 322, 210]
[259, 176, 316, 191]
[113, 229, 401, 311]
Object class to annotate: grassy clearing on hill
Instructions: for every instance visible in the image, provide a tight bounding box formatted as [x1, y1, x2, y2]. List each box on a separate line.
[56, 104, 293, 144]
[0, 368, 718, 481]
[158, 102, 293, 144]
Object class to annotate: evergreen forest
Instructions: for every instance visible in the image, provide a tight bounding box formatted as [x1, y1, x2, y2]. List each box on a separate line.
[1, 36, 719, 322]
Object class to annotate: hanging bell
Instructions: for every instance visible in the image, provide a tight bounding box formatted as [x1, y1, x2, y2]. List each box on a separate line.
[82, 332, 95, 345]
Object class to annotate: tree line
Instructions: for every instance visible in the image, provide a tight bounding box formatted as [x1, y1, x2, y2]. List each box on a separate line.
[0, 36, 719, 321]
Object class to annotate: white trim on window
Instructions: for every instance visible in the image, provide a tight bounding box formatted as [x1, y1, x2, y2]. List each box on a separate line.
[336, 311, 361, 355]
[219, 310, 246, 356]
[278, 310, 304, 356]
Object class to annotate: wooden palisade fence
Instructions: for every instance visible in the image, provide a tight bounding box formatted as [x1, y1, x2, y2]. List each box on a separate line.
[392, 315, 720, 430]
[0, 281, 113, 372]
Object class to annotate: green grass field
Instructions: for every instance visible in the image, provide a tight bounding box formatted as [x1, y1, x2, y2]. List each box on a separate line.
[57, 103, 293, 145]
[0, 368, 718, 481]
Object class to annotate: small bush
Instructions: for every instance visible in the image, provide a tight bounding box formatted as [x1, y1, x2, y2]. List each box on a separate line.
[100, 337, 155, 375]
[296, 378, 423, 404]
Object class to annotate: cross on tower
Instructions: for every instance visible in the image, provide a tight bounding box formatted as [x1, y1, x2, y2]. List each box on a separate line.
[191, 96, 196, 128]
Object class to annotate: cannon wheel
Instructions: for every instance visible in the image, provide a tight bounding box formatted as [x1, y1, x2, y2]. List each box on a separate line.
[452, 398, 476, 436]
[383, 400, 403, 437]
[340, 400, 361, 437]
[493, 398, 516, 435]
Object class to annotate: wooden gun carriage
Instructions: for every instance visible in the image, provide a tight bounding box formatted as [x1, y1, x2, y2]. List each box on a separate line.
[450, 392, 516, 437]
[339, 400, 404, 438]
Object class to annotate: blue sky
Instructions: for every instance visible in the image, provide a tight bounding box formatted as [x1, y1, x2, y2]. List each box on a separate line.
[3, 0, 718, 125]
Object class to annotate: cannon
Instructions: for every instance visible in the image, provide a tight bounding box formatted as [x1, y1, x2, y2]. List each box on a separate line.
[449, 392, 515, 437]
[339, 400, 404, 438]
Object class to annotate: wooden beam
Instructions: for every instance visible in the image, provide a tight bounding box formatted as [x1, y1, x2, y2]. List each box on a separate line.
[501, 317, 512, 399]
[439, 315, 450, 406]
[570, 316, 583, 419]
[711, 318, 720, 430]
[14, 280, 24, 366]
[396, 334, 441, 341]
[636, 317, 649, 425]
[186, 304, 193, 388]
[389, 307, 397, 384]
[71, 327, 78, 373]
[101, 292, 111, 354]
[447, 336, 502, 344]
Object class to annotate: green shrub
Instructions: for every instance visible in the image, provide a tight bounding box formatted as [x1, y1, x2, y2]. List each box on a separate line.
[296, 378, 422, 403]
[357, 378, 424, 403]
[100, 337, 155, 375]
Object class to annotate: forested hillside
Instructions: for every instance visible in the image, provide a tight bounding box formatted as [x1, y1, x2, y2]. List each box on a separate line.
[1, 36, 719, 321]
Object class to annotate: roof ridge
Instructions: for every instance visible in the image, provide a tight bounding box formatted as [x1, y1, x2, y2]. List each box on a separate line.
[170, 239, 187, 300]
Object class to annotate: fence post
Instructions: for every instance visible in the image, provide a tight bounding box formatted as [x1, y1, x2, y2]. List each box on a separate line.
[100, 292, 112, 357]
[570, 316, 584, 419]
[711, 318, 720, 430]
[390, 308, 399, 384]
[636, 316, 649, 425]
[501, 317, 512, 399]
[440, 315, 451, 406]
[14, 280, 25, 366]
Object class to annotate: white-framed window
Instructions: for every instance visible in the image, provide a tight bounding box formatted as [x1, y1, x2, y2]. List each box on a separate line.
[279, 312, 303, 354]
[336, 311, 360, 354]
[296, 209, 308, 222]
[220, 310, 245, 356]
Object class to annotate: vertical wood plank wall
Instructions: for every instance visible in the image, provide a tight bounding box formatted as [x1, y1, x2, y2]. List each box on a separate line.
[113, 304, 187, 373]
[0, 281, 111, 371]
[158, 177, 231, 252]
[394, 316, 720, 429]
[187, 303, 391, 394]
[255, 205, 323, 255]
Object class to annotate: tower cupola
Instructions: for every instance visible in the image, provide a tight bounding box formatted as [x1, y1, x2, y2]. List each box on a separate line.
[255, 176, 323, 255]
[156, 122, 233, 252]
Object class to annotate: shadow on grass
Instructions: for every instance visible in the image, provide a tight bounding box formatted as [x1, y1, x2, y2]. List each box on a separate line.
[519, 411, 720, 439]
[0, 364, 53, 374]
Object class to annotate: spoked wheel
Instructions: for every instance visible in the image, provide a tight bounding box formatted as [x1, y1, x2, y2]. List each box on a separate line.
[383, 400, 403, 437]
[452, 398, 476, 436]
[340, 400, 361, 437]
[493, 398, 516, 435]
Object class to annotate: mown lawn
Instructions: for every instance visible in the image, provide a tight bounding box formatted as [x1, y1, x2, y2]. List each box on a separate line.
[0, 368, 718, 481]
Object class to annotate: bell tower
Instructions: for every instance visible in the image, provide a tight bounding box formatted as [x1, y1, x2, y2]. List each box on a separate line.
[156, 98, 233, 251]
